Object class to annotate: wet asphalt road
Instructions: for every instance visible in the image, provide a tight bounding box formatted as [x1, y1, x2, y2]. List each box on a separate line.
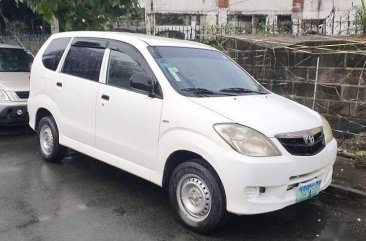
[0, 126, 365, 241]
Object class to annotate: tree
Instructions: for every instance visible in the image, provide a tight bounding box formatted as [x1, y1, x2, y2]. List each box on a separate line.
[0, 0, 47, 34]
[16, 0, 140, 32]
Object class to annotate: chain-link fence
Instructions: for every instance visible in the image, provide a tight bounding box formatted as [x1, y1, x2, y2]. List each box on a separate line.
[0, 33, 50, 55]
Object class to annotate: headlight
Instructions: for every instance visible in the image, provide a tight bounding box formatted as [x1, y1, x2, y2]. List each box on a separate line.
[321, 116, 334, 144]
[0, 90, 9, 101]
[214, 123, 281, 157]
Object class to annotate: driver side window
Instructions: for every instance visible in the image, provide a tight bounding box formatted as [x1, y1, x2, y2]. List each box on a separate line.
[106, 50, 145, 90]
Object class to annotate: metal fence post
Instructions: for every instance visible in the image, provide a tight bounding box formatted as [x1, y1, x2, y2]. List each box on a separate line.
[312, 56, 320, 110]
[339, 16, 342, 35]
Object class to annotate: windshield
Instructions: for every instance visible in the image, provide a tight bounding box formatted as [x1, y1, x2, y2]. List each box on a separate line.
[0, 48, 33, 72]
[148, 46, 268, 97]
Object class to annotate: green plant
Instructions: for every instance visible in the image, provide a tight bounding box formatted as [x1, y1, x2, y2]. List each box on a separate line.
[223, 23, 235, 34]
[288, 94, 297, 100]
[355, 0, 366, 33]
[257, 22, 275, 36]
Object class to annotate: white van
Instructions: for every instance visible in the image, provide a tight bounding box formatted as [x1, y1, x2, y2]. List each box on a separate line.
[28, 32, 337, 233]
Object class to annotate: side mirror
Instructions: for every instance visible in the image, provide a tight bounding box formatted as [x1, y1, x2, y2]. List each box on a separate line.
[129, 73, 155, 98]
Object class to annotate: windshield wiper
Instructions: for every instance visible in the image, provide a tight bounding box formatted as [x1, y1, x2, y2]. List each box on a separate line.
[180, 88, 234, 96]
[219, 87, 267, 94]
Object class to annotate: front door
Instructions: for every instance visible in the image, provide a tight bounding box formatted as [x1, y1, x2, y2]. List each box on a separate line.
[96, 43, 163, 170]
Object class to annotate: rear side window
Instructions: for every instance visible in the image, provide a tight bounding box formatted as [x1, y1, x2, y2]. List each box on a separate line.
[42, 38, 71, 71]
[62, 46, 104, 82]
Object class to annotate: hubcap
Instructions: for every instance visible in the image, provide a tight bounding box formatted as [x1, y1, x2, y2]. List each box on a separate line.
[176, 174, 211, 221]
[40, 125, 53, 155]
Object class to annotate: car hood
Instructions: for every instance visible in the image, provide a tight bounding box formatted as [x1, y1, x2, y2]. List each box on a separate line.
[0, 72, 30, 91]
[189, 94, 322, 137]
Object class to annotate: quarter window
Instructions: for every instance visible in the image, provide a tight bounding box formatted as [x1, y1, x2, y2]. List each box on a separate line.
[106, 50, 145, 89]
[42, 37, 71, 71]
[62, 46, 104, 81]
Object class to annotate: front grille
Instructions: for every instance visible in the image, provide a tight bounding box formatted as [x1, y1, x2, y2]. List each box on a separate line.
[15, 91, 29, 99]
[277, 130, 325, 156]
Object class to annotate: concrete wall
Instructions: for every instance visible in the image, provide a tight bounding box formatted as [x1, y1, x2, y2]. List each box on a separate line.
[148, 0, 217, 13]
[145, 0, 293, 14]
[144, 0, 360, 16]
[302, 0, 361, 17]
[303, 0, 335, 19]
[229, 0, 292, 14]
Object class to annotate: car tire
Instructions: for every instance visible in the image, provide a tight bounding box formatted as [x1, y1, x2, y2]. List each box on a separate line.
[37, 116, 66, 162]
[169, 159, 229, 233]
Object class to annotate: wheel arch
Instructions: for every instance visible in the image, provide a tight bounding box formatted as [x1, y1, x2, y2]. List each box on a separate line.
[162, 150, 202, 189]
[162, 150, 227, 204]
[35, 108, 53, 129]
[29, 94, 61, 131]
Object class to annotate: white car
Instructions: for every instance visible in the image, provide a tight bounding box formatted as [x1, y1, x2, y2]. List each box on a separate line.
[28, 31, 337, 233]
[0, 44, 33, 125]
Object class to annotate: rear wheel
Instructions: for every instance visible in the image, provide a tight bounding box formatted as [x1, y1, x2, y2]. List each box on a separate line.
[169, 160, 229, 233]
[37, 116, 66, 162]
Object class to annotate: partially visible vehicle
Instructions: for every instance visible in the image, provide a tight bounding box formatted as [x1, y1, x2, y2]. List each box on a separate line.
[0, 44, 33, 125]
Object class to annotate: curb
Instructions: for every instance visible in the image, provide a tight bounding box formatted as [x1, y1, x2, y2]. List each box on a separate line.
[326, 182, 366, 199]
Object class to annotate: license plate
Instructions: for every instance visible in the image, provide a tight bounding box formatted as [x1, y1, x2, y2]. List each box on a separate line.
[296, 179, 321, 203]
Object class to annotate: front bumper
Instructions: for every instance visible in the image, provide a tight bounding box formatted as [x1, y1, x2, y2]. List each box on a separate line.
[0, 103, 29, 125]
[214, 138, 337, 215]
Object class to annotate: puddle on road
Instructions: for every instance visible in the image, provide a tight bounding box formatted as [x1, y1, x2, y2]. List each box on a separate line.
[317, 221, 357, 241]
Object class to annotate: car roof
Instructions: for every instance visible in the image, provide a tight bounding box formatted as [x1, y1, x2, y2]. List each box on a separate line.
[0, 43, 24, 49]
[51, 31, 216, 50]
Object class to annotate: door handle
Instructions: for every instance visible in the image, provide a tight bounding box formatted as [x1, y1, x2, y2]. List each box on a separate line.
[101, 94, 110, 101]
[56, 82, 62, 87]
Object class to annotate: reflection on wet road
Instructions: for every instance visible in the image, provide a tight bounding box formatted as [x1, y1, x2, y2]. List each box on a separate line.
[0, 126, 365, 241]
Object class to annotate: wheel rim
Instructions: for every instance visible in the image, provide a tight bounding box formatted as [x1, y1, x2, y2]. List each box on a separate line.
[40, 125, 53, 156]
[176, 174, 211, 222]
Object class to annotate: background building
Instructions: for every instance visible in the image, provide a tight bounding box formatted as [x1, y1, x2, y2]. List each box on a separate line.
[142, 0, 363, 36]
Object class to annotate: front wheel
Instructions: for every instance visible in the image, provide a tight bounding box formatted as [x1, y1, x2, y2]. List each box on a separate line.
[37, 116, 66, 162]
[169, 160, 229, 233]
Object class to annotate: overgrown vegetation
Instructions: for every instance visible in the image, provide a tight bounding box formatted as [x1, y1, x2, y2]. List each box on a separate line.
[355, 0, 366, 33]
[339, 133, 366, 168]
